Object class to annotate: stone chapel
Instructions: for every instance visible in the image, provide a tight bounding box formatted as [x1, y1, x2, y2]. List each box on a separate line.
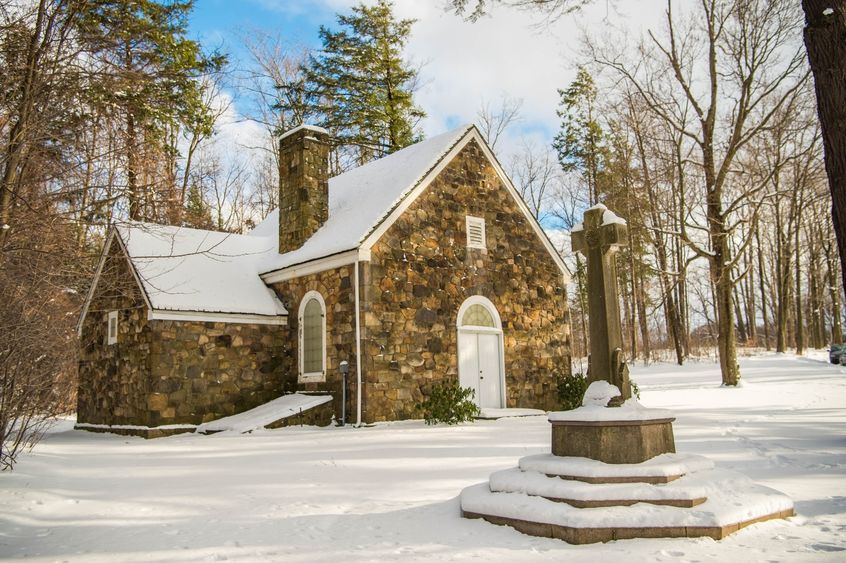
[76, 124, 572, 436]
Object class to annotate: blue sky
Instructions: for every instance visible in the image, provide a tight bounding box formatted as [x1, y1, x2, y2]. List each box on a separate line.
[186, 0, 666, 163]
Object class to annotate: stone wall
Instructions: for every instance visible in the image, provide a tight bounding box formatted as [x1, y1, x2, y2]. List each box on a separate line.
[146, 320, 287, 426]
[78, 235, 290, 429]
[269, 265, 358, 423]
[78, 238, 154, 426]
[361, 139, 571, 421]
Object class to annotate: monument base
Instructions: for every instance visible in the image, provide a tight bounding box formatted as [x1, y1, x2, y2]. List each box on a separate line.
[459, 453, 795, 545]
[548, 405, 676, 464]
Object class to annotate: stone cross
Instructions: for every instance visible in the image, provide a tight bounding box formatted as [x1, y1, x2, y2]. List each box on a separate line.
[571, 204, 632, 404]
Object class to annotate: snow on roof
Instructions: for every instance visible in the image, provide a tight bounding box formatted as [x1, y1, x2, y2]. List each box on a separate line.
[117, 222, 286, 317]
[115, 125, 472, 316]
[254, 125, 473, 273]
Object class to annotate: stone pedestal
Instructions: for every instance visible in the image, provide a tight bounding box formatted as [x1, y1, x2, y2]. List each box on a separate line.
[550, 416, 676, 464]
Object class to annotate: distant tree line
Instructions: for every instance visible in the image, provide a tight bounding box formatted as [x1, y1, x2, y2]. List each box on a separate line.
[451, 0, 846, 388]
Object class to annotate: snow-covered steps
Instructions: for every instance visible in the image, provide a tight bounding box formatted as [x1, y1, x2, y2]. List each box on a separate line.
[489, 467, 708, 508]
[461, 454, 794, 544]
[519, 452, 714, 484]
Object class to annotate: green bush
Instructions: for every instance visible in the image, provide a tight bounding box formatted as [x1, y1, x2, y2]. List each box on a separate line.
[631, 379, 641, 400]
[557, 372, 588, 410]
[416, 380, 480, 425]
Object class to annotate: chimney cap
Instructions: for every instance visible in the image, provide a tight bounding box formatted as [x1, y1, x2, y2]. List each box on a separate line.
[279, 123, 330, 142]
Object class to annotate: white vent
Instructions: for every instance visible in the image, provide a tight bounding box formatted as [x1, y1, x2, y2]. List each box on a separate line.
[107, 311, 118, 345]
[466, 216, 486, 250]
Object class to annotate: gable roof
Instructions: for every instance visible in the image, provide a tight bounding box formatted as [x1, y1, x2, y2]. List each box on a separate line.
[254, 125, 472, 275]
[79, 124, 569, 331]
[115, 222, 286, 318]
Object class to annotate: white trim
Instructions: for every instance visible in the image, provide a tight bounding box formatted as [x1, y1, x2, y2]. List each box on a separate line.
[456, 295, 507, 408]
[113, 229, 155, 312]
[298, 290, 327, 383]
[465, 215, 487, 250]
[358, 127, 570, 282]
[148, 309, 287, 325]
[107, 311, 118, 345]
[354, 260, 363, 427]
[77, 229, 115, 336]
[261, 249, 363, 284]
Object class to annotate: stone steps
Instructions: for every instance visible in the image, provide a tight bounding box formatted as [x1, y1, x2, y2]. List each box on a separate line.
[518, 452, 714, 484]
[488, 467, 708, 508]
[460, 453, 794, 544]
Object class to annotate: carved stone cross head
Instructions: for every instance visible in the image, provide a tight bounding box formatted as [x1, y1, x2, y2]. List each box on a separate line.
[571, 204, 627, 257]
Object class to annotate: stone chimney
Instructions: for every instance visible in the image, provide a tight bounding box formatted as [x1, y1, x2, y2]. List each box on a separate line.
[278, 124, 330, 254]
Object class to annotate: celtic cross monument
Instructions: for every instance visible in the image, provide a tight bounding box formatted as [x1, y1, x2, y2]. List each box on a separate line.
[571, 204, 632, 404]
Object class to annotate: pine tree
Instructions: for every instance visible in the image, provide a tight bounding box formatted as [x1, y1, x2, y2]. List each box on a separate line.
[182, 184, 212, 230]
[306, 0, 425, 165]
[553, 67, 606, 205]
[80, 0, 224, 221]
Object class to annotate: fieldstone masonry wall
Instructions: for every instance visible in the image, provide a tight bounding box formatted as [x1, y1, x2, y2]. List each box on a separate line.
[78, 239, 289, 430]
[278, 127, 329, 253]
[78, 240, 152, 426]
[362, 139, 571, 421]
[270, 265, 359, 422]
[146, 320, 287, 426]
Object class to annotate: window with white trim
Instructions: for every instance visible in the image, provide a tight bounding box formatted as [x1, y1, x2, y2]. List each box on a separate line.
[298, 291, 326, 382]
[107, 311, 118, 345]
[466, 215, 486, 250]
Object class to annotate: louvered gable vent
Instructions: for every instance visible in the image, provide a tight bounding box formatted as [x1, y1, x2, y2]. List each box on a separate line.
[465, 215, 486, 249]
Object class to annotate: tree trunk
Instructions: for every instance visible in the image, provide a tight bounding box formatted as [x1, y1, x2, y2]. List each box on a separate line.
[0, 0, 48, 248]
[756, 225, 771, 350]
[795, 221, 805, 354]
[803, 1, 846, 305]
[827, 236, 844, 343]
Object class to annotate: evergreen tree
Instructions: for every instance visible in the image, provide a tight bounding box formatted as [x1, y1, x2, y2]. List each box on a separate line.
[305, 0, 424, 166]
[182, 184, 212, 230]
[553, 67, 606, 205]
[80, 0, 224, 221]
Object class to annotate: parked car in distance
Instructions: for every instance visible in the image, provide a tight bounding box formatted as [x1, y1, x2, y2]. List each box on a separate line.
[829, 343, 846, 364]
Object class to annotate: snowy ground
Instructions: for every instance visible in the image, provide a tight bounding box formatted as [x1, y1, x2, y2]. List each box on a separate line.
[1, 352, 845, 562]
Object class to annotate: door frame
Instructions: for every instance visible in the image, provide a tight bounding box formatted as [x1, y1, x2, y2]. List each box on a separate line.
[456, 296, 506, 408]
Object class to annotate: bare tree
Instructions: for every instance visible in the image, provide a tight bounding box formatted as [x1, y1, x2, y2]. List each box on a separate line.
[476, 95, 522, 150]
[587, 0, 808, 384]
[509, 138, 557, 221]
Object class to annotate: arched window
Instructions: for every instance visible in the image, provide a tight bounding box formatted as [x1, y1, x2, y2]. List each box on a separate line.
[299, 291, 326, 382]
[456, 295, 502, 331]
[462, 304, 495, 328]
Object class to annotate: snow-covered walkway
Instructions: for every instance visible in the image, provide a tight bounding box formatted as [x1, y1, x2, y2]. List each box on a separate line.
[1, 352, 844, 562]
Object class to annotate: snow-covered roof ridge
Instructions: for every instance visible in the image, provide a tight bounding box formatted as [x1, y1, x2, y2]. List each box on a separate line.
[256, 124, 474, 274]
[115, 221, 286, 318]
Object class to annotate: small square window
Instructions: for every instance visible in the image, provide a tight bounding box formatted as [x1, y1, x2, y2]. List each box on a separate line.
[466, 216, 486, 250]
[107, 311, 118, 345]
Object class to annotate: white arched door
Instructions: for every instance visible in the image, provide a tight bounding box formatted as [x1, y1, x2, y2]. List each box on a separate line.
[457, 296, 505, 409]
